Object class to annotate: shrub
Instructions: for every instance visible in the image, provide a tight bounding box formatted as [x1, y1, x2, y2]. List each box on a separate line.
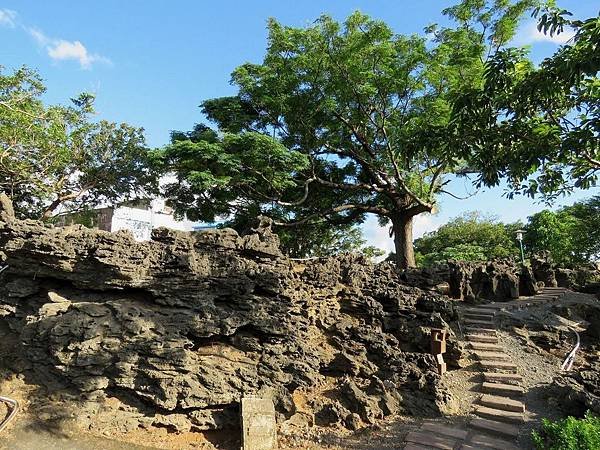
[532, 412, 600, 450]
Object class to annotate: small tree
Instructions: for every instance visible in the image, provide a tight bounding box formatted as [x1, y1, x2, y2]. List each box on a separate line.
[160, 1, 537, 268]
[0, 66, 157, 219]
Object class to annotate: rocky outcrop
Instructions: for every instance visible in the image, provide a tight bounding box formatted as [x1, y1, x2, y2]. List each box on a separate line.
[548, 358, 600, 416]
[442, 260, 535, 302]
[0, 215, 455, 435]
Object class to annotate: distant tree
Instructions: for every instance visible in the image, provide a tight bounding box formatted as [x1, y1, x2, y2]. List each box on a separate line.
[413, 212, 521, 266]
[160, 1, 537, 268]
[0, 66, 157, 220]
[453, 6, 600, 200]
[524, 210, 579, 265]
[565, 195, 600, 262]
[277, 223, 385, 259]
[525, 195, 600, 265]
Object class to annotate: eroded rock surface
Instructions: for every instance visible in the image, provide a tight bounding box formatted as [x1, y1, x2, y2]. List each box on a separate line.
[0, 216, 455, 435]
[548, 358, 600, 416]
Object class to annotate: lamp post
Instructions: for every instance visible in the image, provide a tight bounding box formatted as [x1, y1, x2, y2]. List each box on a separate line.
[516, 229, 526, 265]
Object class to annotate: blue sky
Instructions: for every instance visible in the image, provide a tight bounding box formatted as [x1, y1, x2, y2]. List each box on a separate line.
[1, 1, 599, 253]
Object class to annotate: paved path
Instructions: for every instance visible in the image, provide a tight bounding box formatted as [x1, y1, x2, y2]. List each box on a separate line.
[403, 287, 569, 450]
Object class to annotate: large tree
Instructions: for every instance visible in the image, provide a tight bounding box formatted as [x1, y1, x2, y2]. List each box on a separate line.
[160, 1, 536, 268]
[453, 6, 600, 200]
[0, 66, 157, 219]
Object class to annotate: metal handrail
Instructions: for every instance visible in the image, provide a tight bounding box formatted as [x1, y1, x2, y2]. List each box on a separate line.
[560, 328, 581, 372]
[0, 395, 19, 433]
[0, 264, 19, 433]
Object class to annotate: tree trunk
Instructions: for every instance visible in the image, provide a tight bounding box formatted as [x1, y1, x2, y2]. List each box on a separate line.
[41, 199, 62, 220]
[392, 214, 415, 269]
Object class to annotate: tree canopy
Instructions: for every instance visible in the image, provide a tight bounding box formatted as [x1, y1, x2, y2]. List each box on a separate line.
[524, 195, 600, 265]
[0, 66, 157, 219]
[159, 1, 537, 268]
[411, 196, 600, 267]
[414, 212, 522, 266]
[453, 5, 600, 200]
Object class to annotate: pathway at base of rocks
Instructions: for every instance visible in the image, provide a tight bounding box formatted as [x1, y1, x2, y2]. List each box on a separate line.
[402, 286, 569, 450]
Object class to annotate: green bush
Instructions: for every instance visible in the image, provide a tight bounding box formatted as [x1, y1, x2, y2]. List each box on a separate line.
[532, 412, 600, 450]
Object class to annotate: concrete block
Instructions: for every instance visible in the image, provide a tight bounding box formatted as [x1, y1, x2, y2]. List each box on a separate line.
[241, 397, 278, 450]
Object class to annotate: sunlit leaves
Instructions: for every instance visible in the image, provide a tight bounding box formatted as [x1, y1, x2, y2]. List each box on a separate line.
[0, 66, 157, 219]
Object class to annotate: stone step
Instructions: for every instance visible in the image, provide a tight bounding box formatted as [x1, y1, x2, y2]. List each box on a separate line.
[477, 304, 504, 310]
[464, 313, 495, 321]
[480, 360, 518, 372]
[522, 299, 550, 305]
[420, 422, 469, 440]
[480, 394, 525, 413]
[470, 417, 520, 439]
[464, 307, 498, 315]
[464, 314, 494, 324]
[473, 351, 511, 361]
[470, 342, 503, 352]
[404, 444, 438, 450]
[525, 297, 555, 302]
[474, 405, 525, 424]
[465, 325, 496, 334]
[464, 318, 495, 326]
[483, 372, 523, 384]
[530, 294, 559, 299]
[482, 382, 524, 397]
[466, 334, 498, 344]
[469, 433, 520, 450]
[404, 431, 457, 449]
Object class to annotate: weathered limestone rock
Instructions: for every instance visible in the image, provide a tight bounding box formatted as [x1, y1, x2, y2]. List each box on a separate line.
[0, 216, 452, 435]
[0, 192, 14, 221]
[531, 255, 558, 287]
[446, 260, 521, 302]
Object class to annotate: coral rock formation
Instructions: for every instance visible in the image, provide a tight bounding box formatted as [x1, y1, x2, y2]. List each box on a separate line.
[0, 215, 454, 434]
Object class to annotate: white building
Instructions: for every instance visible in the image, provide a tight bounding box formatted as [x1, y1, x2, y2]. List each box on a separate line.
[57, 198, 207, 241]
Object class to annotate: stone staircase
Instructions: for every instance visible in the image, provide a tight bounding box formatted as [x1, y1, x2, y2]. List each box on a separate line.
[402, 286, 569, 449]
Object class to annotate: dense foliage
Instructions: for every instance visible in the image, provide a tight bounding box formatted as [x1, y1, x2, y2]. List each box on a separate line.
[0, 66, 157, 219]
[524, 195, 600, 265]
[158, 1, 537, 267]
[412, 195, 600, 267]
[532, 412, 600, 450]
[414, 212, 521, 266]
[454, 5, 600, 200]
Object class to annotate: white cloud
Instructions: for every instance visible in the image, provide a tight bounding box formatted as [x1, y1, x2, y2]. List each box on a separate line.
[517, 21, 576, 45]
[0, 8, 17, 27]
[26, 27, 111, 69]
[47, 39, 110, 69]
[27, 27, 49, 45]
